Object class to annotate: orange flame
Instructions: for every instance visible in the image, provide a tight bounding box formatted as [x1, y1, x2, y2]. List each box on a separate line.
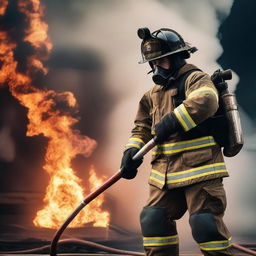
[0, 0, 110, 229]
[0, 0, 8, 15]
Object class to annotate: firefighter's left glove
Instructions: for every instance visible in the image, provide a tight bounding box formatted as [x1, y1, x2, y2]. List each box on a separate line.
[155, 112, 181, 144]
[120, 148, 143, 179]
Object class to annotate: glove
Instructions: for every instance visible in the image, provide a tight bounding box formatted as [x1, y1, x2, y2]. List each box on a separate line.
[154, 112, 181, 144]
[120, 147, 143, 179]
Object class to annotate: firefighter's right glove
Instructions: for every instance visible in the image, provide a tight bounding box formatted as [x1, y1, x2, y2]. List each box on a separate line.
[154, 112, 181, 144]
[120, 147, 143, 179]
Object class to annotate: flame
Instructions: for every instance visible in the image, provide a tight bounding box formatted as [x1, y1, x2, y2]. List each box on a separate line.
[0, 0, 110, 229]
[87, 166, 110, 227]
[33, 166, 110, 228]
[0, 0, 8, 15]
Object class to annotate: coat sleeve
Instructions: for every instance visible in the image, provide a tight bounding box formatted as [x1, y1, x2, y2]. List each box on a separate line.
[125, 91, 153, 150]
[173, 71, 219, 132]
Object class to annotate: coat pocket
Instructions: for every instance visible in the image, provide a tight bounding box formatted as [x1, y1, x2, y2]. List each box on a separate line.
[182, 148, 212, 167]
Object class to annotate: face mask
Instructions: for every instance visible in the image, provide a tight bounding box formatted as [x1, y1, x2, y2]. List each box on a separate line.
[152, 66, 175, 86]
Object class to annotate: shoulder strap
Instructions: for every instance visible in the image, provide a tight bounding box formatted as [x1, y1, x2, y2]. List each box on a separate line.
[173, 68, 201, 108]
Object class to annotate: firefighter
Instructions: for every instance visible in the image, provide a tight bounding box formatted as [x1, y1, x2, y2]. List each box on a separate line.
[120, 28, 234, 256]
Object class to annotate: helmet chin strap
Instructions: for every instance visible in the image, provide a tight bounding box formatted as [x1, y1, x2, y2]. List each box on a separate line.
[147, 61, 154, 74]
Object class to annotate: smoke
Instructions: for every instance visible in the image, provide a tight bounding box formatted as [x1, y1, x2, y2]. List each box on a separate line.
[0, 0, 109, 230]
[44, 0, 243, 250]
[218, 0, 256, 121]
[2, 0, 236, 248]
[77, 0, 232, 217]
[3, 0, 256, 251]
[0, 126, 15, 162]
[216, 0, 256, 239]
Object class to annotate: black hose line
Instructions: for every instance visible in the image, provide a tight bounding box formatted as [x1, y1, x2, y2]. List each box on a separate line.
[0, 238, 144, 255]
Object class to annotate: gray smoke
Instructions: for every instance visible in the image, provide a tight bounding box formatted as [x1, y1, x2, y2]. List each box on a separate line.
[46, 0, 248, 251]
[4, 0, 256, 251]
[0, 126, 15, 162]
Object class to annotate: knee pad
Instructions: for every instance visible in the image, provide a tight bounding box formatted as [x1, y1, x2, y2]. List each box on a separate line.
[140, 206, 176, 236]
[189, 211, 226, 243]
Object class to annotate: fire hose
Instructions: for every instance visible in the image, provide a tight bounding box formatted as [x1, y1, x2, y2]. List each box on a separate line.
[1, 239, 256, 255]
[1, 138, 256, 255]
[49, 138, 156, 256]
[49, 136, 256, 256]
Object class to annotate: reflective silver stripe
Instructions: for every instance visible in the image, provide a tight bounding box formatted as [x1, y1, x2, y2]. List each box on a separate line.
[143, 235, 179, 246]
[149, 169, 165, 185]
[167, 163, 227, 184]
[125, 137, 145, 149]
[174, 104, 196, 131]
[199, 237, 232, 251]
[153, 136, 216, 155]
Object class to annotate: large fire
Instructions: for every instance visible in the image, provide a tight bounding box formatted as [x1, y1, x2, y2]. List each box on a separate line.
[0, 0, 110, 228]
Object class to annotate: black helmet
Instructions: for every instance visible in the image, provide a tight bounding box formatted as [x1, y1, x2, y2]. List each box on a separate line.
[137, 27, 197, 64]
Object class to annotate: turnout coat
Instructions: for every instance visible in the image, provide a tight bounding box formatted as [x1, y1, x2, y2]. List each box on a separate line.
[125, 63, 229, 189]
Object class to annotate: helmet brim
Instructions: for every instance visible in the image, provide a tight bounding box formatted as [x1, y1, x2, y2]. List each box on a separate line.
[138, 43, 197, 64]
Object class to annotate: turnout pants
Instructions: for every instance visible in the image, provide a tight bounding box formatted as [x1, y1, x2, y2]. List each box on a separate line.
[140, 178, 233, 256]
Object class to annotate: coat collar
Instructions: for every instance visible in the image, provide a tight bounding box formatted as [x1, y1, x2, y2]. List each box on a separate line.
[175, 63, 199, 79]
[150, 63, 199, 93]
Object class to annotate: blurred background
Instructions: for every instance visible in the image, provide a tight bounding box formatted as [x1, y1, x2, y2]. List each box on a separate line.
[0, 0, 256, 253]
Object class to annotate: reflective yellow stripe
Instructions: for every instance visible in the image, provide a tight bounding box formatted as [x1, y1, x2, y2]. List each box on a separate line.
[187, 86, 219, 102]
[155, 136, 214, 147]
[144, 241, 178, 246]
[200, 237, 232, 245]
[181, 104, 196, 127]
[128, 138, 144, 143]
[149, 169, 165, 185]
[143, 235, 178, 240]
[125, 137, 145, 149]
[174, 106, 189, 131]
[125, 143, 141, 149]
[149, 176, 165, 185]
[150, 163, 228, 186]
[151, 169, 165, 177]
[199, 237, 232, 251]
[167, 163, 227, 184]
[168, 163, 225, 176]
[154, 142, 215, 155]
[167, 170, 227, 183]
[174, 104, 196, 131]
[143, 235, 179, 247]
[153, 136, 216, 155]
